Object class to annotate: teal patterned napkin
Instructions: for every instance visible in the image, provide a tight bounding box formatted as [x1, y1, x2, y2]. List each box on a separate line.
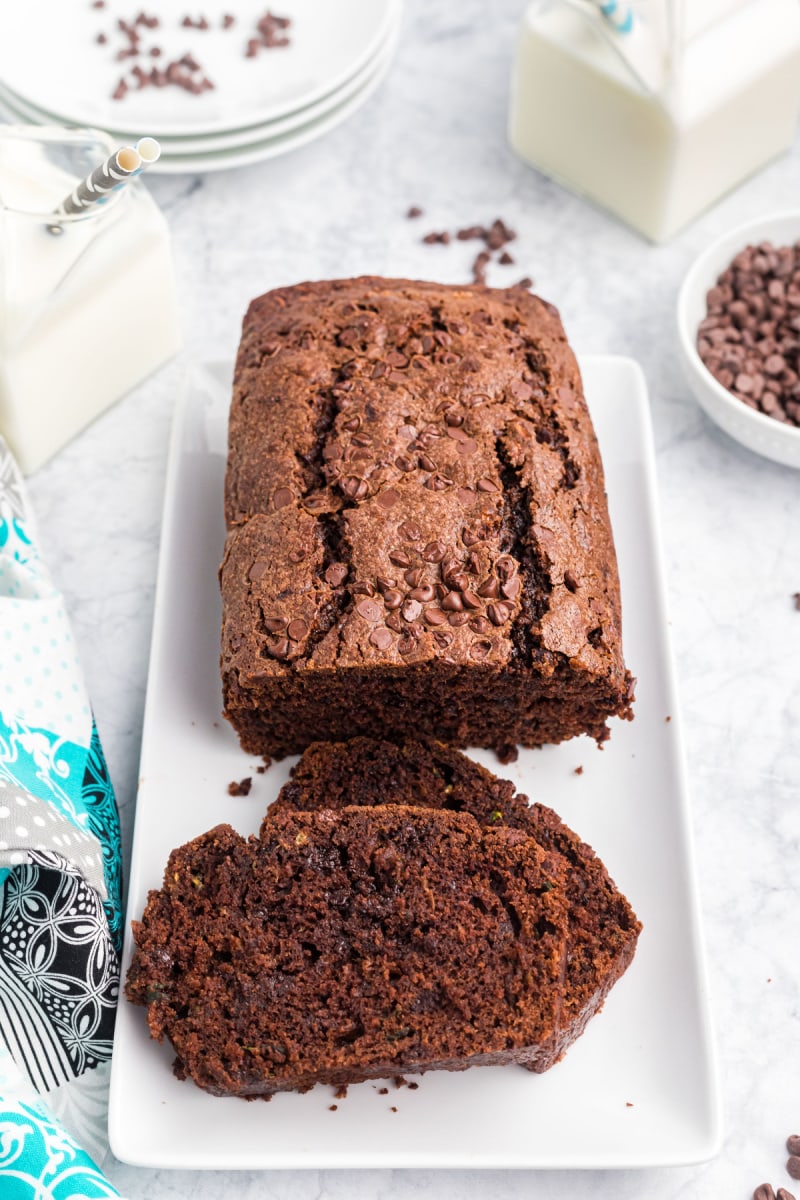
[0, 437, 122, 1195]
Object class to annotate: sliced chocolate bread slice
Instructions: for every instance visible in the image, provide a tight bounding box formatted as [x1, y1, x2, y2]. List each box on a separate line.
[266, 736, 641, 1068]
[126, 806, 568, 1097]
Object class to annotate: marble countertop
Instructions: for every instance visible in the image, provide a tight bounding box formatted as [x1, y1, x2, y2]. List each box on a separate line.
[23, 1, 800, 1196]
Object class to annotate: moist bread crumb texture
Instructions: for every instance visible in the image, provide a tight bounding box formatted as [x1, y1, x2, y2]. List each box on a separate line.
[220, 277, 634, 758]
[270, 736, 641, 1069]
[125, 806, 570, 1098]
[126, 741, 641, 1099]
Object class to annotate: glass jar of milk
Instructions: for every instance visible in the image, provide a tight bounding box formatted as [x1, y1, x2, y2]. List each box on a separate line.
[0, 125, 181, 474]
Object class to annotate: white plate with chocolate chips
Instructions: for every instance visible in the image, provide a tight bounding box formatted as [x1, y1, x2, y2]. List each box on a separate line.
[108, 358, 721, 1171]
[0, 0, 400, 144]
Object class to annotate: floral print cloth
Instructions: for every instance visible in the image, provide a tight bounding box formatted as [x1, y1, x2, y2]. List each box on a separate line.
[0, 437, 121, 1196]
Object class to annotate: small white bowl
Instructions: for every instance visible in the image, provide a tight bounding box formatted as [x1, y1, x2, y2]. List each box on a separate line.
[677, 210, 800, 469]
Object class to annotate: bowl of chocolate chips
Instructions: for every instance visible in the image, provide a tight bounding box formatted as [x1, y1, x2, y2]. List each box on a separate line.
[677, 211, 800, 468]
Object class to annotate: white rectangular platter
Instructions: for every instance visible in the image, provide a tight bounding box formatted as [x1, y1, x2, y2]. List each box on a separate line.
[108, 356, 722, 1169]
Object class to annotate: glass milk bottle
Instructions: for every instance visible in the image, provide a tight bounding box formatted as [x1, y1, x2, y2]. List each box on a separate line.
[509, 0, 800, 242]
[0, 125, 181, 473]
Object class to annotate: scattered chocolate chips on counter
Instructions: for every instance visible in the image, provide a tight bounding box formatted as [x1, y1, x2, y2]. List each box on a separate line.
[406, 205, 424, 219]
[793, 593, 800, 611]
[95, 7, 292, 99]
[227, 777, 252, 796]
[779, 1191, 798, 1200]
[753, 1186, 777, 1200]
[788, 1157, 800, 1182]
[697, 240, 800, 427]
[416, 214, 533, 289]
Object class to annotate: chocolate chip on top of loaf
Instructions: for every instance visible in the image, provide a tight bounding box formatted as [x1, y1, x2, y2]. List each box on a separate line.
[221, 277, 634, 759]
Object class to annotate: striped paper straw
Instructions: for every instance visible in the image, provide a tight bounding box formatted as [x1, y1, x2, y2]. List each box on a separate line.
[53, 136, 161, 221]
[596, 0, 634, 34]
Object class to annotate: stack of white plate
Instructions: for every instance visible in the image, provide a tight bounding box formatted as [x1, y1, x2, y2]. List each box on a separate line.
[0, 0, 400, 173]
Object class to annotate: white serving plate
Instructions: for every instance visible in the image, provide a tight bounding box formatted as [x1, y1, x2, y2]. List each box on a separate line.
[0, 15, 399, 157]
[0, 0, 400, 138]
[0, 31, 397, 175]
[108, 357, 721, 1169]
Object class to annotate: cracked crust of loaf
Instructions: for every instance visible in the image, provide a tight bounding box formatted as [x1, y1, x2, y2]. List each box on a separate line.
[220, 277, 634, 757]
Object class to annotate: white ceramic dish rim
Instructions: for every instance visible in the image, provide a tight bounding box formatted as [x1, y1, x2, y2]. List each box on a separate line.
[108, 357, 721, 1171]
[0, 43, 395, 176]
[677, 209, 800, 453]
[0, 0, 401, 138]
[0, 13, 400, 153]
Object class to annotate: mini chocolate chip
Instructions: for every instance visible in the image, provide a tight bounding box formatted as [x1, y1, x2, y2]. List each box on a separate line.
[788, 1137, 800, 1156]
[469, 616, 492, 634]
[466, 552, 481, 574]
[425, 474, 450, 491]
[286, 619, 308, 641]
[351, 433, 373, 447]
[386, 612, 404, 632]
[432, 629, 453, 648]
[469, 638, 492, 660]
[402, 598, 423, 622]
[563, 569, 579, 592]
[341, 476, 369, 501]
[266, 637, 290, 660]
[263, 617, 286, 634]
[444, 410, 464, 427]
[405, 567, 424, 587]
[325, 563, 348, 586]
[501, 576, 521, 600]
[382, 589, 404, 609]
[289, 549, 306, 563]
[476, 478, 498, 492]
[395, 455, 415, 472]
[495, 555, 515, 581]
[478, 577, 500, 598]
[377, 488, 401, 509]
[448, 611, 470, 627]
[450, 573, 470, 591]
[418, 453, 437, 472]
[424, 608, 447, 625]
[446, 426, 469, 442]
[457, 487, 476, 505]
[341, 415, 361, 432]
[350, 581, 376, 596]
[273, 487, 292, 509]
[462, 528, 481, 547]
[456, 438, 478, 456]
[375, 575, 396, 591]
[389, 549, 412, 567]
[370, 627, 393, 650]
[441, 592, 463, 612]
[410, 584, 435, 602]
[398, 520, 422, 541]
[356, 599, 382, 622]
[421, 540, 446, 563]
[461, 589, 481, 609]
[248, 560, 269, 581]
[487, 602, 512, 626]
